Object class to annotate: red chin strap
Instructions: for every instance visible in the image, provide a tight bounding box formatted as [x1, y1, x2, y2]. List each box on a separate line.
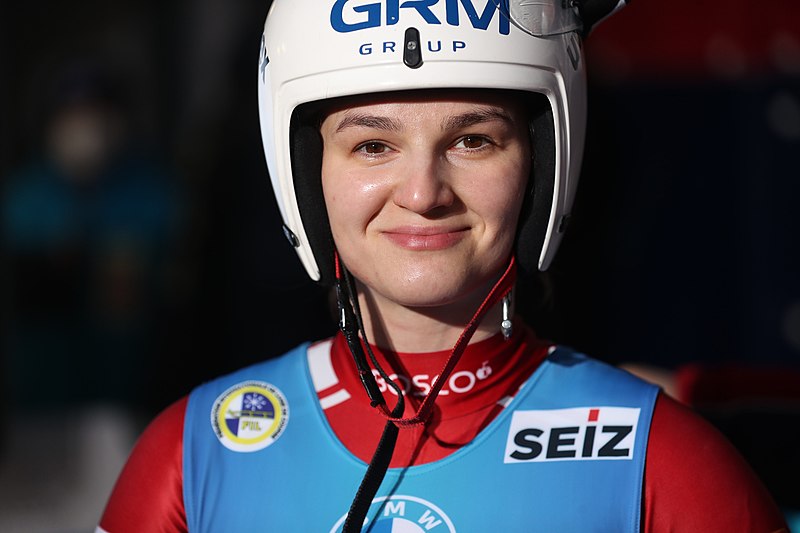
[336, 253, 518, 428]
[336, 254, 517, 533]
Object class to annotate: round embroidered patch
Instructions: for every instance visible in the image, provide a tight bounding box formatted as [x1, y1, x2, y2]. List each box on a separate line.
[330, 495, 456, 532]
[210, 380, 289, 452]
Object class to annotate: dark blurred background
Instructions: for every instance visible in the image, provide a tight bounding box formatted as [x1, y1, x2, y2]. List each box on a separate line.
[1, 1, 798, 531]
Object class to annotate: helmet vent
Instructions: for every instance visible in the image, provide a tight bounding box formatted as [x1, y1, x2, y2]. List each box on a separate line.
[403, 27, 423, 69]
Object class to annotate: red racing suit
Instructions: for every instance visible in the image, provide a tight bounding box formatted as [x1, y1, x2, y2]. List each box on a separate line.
[98, 324, 789, 532]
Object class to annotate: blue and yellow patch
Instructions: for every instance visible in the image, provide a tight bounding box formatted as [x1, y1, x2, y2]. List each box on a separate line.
[210, 380, 289, 452]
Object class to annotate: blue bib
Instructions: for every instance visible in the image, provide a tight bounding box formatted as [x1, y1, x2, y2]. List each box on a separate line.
[184, 342, 658, 532]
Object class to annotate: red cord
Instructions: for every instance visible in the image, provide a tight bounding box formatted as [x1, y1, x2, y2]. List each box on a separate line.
[375, 256, 518, 427]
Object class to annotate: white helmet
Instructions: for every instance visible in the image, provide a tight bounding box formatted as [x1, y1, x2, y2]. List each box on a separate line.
[258, 0, 626, 284]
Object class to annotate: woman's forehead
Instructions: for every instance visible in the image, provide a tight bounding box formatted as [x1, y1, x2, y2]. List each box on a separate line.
[320, 89, 528, 126]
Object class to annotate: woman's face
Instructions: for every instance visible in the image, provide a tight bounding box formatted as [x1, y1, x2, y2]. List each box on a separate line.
[320, 90, 531, 314]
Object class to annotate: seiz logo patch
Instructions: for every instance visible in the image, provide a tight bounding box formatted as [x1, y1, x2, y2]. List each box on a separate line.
[504, 407, 640, 463]
[331, 0, 510, 35]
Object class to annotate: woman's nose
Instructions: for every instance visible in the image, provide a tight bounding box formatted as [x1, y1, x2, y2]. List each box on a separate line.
[391, 155, 455, 215]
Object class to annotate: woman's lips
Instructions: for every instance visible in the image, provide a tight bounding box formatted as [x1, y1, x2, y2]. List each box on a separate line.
[383, 226, 468, 250]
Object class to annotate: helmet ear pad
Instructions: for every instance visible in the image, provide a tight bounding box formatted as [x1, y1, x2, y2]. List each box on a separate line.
[515, 101, 556, 277]
[291, 120, 337, 286]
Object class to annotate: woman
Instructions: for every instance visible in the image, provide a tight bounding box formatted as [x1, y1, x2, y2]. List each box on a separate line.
[97, 0, 788, 531]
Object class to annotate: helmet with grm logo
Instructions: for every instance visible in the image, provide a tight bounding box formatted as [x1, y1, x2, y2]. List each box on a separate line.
[257, 0, 627, 285]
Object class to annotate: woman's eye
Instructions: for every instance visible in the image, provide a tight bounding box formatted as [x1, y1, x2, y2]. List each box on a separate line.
[456, 136, 488, 149]
[357, 142, 387, 155]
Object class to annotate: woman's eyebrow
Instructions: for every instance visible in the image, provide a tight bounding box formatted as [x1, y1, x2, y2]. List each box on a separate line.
[442, 109, 513, 131]
[335, 113, 401, 133]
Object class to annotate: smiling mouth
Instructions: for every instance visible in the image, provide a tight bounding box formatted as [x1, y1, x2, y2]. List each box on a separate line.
[383, 227, 469, 251]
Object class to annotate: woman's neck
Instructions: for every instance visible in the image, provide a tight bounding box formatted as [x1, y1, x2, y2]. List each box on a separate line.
[355, 282, 508, 353]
